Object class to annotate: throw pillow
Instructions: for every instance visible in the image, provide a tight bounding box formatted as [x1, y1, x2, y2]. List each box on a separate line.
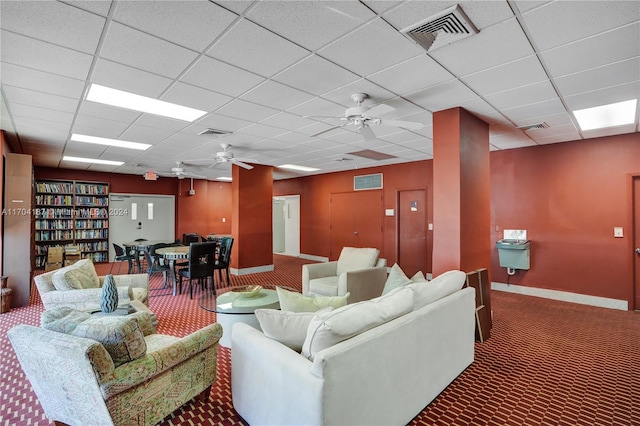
[381, 263, 411, 295]
[51, 259, 100, 291]
[276, 286, 349, 312]
[255, 307, 333, 352]
[410, 271, 428, 283]
[301, 286, 414, 361]
[408, 270, 466, 310]
[336, 247, 380, 275]
[41, 306, 91, 333]
[70, 315, 147, 367]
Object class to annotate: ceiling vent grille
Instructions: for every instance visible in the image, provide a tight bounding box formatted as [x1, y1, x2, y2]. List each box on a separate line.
[197, 128, 232, 136]
[354, 173, 383, 191]
[518, 122, 549, 131]
[401, 4, 478, 51]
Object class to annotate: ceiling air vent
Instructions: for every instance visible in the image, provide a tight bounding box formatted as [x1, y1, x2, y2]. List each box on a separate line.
[517, 122, 549, 131]
[354, 173, 383, 191]
[401, 4, 478, 51]
[197, 128, 232, 136]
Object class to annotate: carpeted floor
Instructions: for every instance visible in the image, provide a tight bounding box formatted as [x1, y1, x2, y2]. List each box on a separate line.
[1, 255, 639, 425]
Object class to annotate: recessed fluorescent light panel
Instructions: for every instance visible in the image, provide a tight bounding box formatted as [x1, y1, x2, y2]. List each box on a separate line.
[71, 134, 151, 150]
[85, 84, 207, 122]
[573, 99, 637, 131]
[216, 177, 232, 181]
[279, 164, 320, 172]
[63, 156, 124, 166]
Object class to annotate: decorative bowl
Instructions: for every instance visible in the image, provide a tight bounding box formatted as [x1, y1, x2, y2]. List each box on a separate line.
[233, 285, 263, 298]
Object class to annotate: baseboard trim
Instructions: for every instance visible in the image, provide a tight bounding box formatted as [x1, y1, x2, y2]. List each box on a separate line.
[231, 264, 274, 276]
[299, 253, 328, 263]
[491, 282, 628, 311]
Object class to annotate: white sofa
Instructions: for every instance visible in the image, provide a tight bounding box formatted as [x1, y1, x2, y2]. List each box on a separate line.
[232, 274, 475, 426]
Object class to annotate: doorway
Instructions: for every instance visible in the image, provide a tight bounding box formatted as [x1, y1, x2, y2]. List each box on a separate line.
[330, 191, 383, 260]
[633, 176, 640, 310]
[272, 195, 300, 257]
[109, 194, 175, 261]
[398, 189, 428, 277]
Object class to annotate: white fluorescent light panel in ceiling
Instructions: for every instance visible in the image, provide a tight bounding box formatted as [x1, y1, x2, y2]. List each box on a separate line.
[279, 164, 320, 172]
[63, 156, 124, 166]
[71, 134, 151, 150]
[85, 84, 207, 122]
[573, 99, 638, 131]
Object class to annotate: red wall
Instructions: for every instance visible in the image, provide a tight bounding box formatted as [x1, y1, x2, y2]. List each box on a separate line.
[276, 132, 640, 304]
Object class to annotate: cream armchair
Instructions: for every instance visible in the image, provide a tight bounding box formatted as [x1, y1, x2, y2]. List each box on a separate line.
[8, 317, 223, 426]
[34, 259, 149, 311]
[302, 247, 387, 304]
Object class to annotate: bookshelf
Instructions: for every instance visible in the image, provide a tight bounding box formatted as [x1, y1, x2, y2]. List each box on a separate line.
[34, 180, 110, 269]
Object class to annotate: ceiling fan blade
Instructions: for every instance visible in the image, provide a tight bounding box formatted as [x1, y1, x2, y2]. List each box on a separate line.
[310, 124, 346, 138]
[359, 125, 376, 141]
[233, 160, 254, 170]
[377, 119, 424, 130]
[365, 103, 395, 117]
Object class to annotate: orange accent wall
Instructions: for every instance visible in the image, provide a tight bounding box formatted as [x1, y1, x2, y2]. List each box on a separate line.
[432, 107, 491, 276]
[232, 164, 273, 269]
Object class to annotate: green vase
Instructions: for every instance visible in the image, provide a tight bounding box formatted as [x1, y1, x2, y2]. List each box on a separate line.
[100, 274, 118, 313]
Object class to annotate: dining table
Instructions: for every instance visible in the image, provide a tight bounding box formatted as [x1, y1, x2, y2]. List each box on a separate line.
[122, 240, 176, 274]
[154, 245, 190, 296]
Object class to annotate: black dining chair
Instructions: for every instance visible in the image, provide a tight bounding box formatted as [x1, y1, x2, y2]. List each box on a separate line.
[110, 243, 136, 274]
[182, 233, 200, 246]
[132, 238, 148, 273]
[213, 237, 234, 288]
[143, 242, 174, 289]
[178, 241, 216, 299]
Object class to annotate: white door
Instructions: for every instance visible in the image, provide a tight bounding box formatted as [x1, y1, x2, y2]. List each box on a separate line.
[273, 198, 285, 253]
[273, 195, 300, 257]
[109, 194, 175, 261]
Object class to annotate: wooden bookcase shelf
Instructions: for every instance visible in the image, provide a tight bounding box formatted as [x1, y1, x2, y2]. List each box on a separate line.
[34, 180, 110, 269]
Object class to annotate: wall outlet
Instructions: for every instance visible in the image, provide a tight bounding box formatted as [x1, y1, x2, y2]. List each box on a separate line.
[614, 227, 624, 238]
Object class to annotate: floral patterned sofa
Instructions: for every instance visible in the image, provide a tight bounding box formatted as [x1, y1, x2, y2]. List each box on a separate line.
[8, 306, 223, 426]
[34, 259, 149, 311]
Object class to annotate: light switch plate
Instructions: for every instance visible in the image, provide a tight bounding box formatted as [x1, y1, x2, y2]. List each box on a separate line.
[614, 227, 623, 238]
[385, 209, 395, 216]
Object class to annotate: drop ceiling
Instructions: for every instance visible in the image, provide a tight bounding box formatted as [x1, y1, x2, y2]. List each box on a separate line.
[1, 1, 638, 181]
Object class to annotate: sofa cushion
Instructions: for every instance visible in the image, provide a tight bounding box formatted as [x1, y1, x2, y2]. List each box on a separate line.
[336, 247, 379, 275]
[408, 270, 466, 310]
[307, 276, 339, 296]
[255, 307, 333, 352]
[301, 286, 414, 361]
[51, 259, 100, 291]
[277, 286, 349, 312]
[41, 306, 91, 333]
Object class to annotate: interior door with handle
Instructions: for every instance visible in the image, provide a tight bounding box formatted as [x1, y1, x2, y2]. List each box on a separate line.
[633, 177, 640, 310]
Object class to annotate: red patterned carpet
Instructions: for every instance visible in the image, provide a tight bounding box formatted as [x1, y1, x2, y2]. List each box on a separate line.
[1, 254, 639, 425]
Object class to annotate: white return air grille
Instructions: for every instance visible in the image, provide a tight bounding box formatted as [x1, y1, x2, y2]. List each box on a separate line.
[401, 4, 479, 51]
[354, 173, 383, 191]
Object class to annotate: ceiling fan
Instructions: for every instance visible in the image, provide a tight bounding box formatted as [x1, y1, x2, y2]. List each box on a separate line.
[183, 143, 254, 170]
[307, 93, 424, 141]
[159, 161, 205, 179]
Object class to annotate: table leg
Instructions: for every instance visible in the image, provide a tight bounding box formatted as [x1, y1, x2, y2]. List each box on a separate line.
[168, 259, 178, 296]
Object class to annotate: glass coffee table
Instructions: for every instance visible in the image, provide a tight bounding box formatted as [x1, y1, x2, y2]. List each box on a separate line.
[199, 284, 297, 347]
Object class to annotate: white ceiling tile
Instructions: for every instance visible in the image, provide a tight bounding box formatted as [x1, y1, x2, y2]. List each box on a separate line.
[192, 114, 253, 133]
[11, 117, 70, 141]
[259, 112, 317, 131]
[72, 115, 132, 139]
[100, 22, 199, 78]
[118, 124, 176, 145]
[274, 55, 360, 96]
[430, 18, 535, 76]
[0, 1, 105, 54]
[563, 81, 640, 111]
[541, 22, 640, 78]
[321, 79, 397, 108]
[501, 98, 567, 123]
[59, 1, 112, 16]
[1, 30, 93, 80]
[286, 97, 345, 118]
[215, 1, 253, 15]
[207, 19, 309, 77]
[581, 124, 638, 139]
[78, 101, 142, 124]
[161, 82, 232, 112]
[382, 1, 514, 32]
[555, 57, 640, 98]
[9, 103, 74, 128]
[485, 80, 559, 111]
[405, 79, 478, 112]
[114, 0, 237, 52]
[3, 85, 79, 116]
[367, 55, 454, 96]
[1, 63, 85, 99]
[521, 1, 640, 51]
[318, 19, 423, 76]
[181, 56, 265, 97]
[534, 131, 583, 145]
[216, 99, 279, 122]
[134, 114, 191, 133]
[241, 80, 314, 110]
[91, 59, 173, 98]
[463, 55, 548, 96]
[239, 123, 287, 139]
[247, 1, 375, 51]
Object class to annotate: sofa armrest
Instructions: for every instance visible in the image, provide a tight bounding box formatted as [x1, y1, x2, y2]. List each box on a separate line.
[337, 266, 387, 303]
[101, 273, 148, 290]
[232, 323, 324, 426]
[100, 322, 223, 397]
[40, 287, 132, 311]
[302, 261, 338, 294]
